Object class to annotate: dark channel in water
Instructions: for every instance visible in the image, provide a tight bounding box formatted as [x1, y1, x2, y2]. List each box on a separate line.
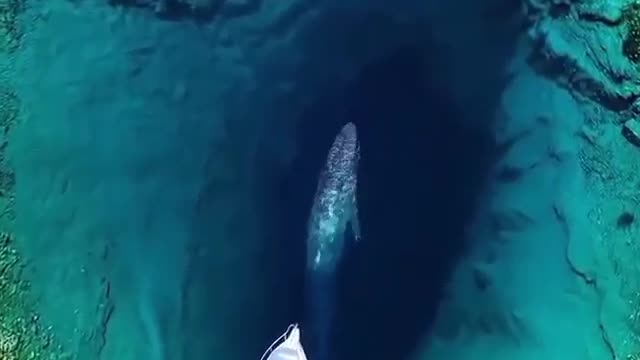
[273, 43, 501, 360]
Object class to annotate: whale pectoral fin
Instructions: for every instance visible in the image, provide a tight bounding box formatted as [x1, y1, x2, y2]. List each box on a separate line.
[351, 214, 361, 242]
[351, 193, 361, 242]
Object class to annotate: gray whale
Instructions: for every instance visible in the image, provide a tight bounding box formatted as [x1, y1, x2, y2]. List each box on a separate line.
[305, 122, 361, 360]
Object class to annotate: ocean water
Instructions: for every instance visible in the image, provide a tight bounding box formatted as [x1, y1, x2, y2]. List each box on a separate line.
[1, 0, 625, 360]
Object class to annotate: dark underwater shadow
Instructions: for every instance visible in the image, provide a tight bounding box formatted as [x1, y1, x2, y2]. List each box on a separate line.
[276, 41, 500, 360]
[270, 7, 520, 360]
[291, 35, 517, 358]
[329, 43, 496, 360]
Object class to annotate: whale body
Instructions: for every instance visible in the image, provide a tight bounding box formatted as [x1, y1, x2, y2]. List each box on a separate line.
[305, 122, 361, 360]
[307, 122, 361, 273]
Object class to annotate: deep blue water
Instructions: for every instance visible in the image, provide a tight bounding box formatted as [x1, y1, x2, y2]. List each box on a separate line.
[274, 43, 502, 360]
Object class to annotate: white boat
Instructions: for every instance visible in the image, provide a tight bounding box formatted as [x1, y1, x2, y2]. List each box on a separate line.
[260, 324, 308, 360]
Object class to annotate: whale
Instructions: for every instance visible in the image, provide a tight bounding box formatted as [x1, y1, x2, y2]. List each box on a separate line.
[305, 122, 361, 360]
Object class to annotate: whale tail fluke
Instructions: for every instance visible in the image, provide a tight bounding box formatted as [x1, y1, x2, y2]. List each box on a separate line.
[260, 324, 308, 360]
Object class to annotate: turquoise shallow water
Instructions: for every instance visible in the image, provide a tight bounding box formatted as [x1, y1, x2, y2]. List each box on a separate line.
[5, 1, 634, 360]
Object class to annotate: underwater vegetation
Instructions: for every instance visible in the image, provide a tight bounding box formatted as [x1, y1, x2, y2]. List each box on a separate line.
[0, 0, 23, 53]
[623, 1, 640, 63]
[0, 1, 68, 359]
[0, 232, 70, 360]
[0, 92, 68, 359]
[0, 68, 68, 360]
